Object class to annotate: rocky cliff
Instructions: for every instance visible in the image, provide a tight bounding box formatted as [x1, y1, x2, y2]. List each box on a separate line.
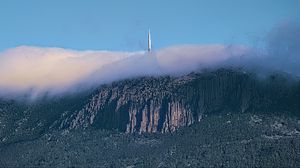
[1, 68, 299, 147]
[58, 68, 300, 133]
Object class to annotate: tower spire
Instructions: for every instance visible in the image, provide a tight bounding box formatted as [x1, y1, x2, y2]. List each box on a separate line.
[148, 29, 151, 52]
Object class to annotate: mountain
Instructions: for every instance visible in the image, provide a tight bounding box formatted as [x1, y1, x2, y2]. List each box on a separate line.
[59, 68, 300, 133]
[0, 68, 300, 167]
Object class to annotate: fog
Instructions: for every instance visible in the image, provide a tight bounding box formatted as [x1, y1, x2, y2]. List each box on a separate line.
[0, 23, 299, 99]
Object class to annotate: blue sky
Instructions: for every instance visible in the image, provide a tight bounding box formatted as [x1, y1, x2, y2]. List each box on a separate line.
[0, 0, 299, 51]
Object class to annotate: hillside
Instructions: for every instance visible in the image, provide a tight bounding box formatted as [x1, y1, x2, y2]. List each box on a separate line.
[0, 68, 300, 167]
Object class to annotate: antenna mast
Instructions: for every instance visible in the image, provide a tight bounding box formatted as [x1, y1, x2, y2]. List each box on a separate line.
[148, 29, 152, 52]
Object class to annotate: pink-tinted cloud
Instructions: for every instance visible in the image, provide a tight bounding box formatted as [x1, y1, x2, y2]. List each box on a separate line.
[0, 44, 248, 98]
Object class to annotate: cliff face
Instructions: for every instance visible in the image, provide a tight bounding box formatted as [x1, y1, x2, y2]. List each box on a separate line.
[1, 68, 300, 167]
[60, 69, 300, 133]
[0, 68, 300, 146]
[65, 76, 194, 133]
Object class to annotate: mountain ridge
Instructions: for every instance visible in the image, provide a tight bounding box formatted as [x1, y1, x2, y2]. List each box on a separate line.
[0, 68, 300, 147]
[58, 68, 300, 133]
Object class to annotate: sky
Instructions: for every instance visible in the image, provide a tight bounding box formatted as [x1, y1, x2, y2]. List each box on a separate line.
[0, 0, 299, 52]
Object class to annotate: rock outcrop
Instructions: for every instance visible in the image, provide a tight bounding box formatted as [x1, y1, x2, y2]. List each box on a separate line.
[60, 69, 300, 133]
[1, 68, 300, 146]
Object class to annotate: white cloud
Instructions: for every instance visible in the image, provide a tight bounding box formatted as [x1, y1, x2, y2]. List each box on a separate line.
[0, 44, 248, 97]
[1, 22, 299, 99]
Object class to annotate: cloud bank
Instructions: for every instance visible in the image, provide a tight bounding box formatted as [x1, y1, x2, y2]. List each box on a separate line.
[0, 22, 299, 99]
[0, 44, 248, 98]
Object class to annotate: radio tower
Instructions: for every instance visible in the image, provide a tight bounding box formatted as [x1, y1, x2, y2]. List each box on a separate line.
[148, 29, 152, 52]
